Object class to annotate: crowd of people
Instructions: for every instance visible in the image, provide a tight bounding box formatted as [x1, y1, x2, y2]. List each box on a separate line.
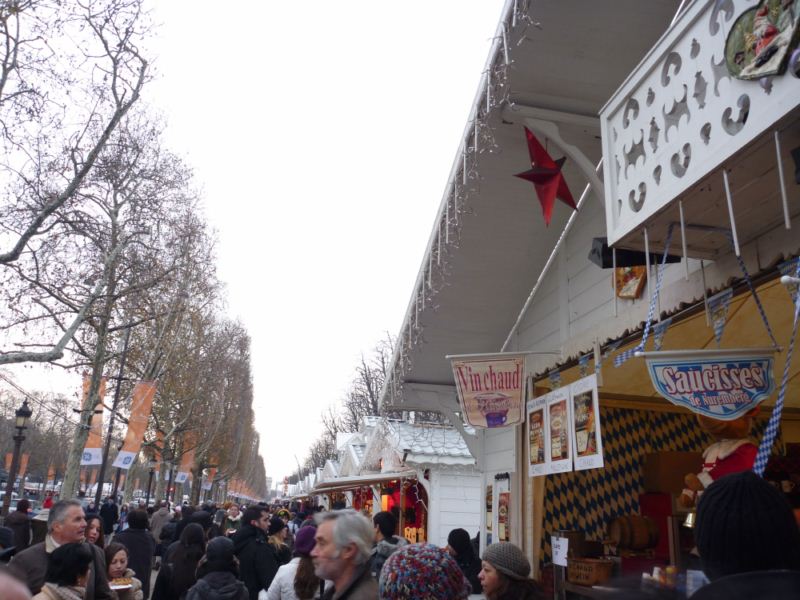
[2, 469, 797, 599]
[0, 495, 544, 600]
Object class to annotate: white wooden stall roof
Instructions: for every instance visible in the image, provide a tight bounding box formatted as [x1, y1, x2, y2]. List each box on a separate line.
[381, 1, 682, 406]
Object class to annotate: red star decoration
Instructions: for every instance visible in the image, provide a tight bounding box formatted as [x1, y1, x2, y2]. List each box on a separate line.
[514, 127, 577, 226]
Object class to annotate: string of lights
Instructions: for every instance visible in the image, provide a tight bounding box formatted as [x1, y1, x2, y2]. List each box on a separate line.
[384, 0, 538, 406]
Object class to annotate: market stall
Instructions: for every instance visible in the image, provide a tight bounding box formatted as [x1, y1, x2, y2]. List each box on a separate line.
[374, 0, 800, 595]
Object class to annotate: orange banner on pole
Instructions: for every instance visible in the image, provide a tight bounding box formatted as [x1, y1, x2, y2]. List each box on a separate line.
[89, 468, 98, 486]
[47, 464, 56, 483]
[112, 381, 157, 470]
[18, 453, 30, 478]
[81, 373, 107, 465]
[175, 430, 196, 484]
[202, 467, 217, 491]
[4, 453, 11, 472]
[152, 429, 165, 470]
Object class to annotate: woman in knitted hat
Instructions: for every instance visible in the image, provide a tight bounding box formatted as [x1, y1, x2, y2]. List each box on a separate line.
[379, 543, 472, 600]
[479, 542, 542, 600]
[265, 526, 326, 600]
[267, 516, 292, 567]
[185, 536, 249, 600]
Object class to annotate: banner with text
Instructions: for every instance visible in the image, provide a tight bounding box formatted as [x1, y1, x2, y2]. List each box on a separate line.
[81, 374, 108, 465]
[202, 467, 217, 491]
[450, 353, 526, 428]
[175, 430, 197, 484]
[643, 348, 775, 420]
[112, 381, 157, 469]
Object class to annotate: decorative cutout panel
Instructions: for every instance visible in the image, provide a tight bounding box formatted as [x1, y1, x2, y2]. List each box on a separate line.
[600, 0, 800, 246]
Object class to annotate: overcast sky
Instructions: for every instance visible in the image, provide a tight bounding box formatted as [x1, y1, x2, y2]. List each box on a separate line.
[144, 1, 507, 484]
[8, 1, 505, 487]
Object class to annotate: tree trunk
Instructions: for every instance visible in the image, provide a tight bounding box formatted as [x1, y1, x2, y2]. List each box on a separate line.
[190, 464, 202, 506]
[61, 234, 120, 499]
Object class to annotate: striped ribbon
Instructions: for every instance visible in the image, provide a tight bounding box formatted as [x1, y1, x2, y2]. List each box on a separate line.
[731, 235, 779, 349]
[653, 317, 673, 351]
[753, 260, 800, 475]
[548, 370, 562, 389]
[615, 224, 675, 367]
[578, 354, 590, 377]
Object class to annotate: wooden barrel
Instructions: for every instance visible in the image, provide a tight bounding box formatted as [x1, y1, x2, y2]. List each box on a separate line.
[608, 515, 659, 550]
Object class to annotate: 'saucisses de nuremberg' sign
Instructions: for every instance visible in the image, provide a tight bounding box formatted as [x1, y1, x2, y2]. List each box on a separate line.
[640, 348, 776, 420]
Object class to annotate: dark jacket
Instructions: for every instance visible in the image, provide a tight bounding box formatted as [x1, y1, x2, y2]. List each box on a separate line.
[322, 560, 377, 600]
[151, 541, 203, 600]
[10, 536, 112, 599]
[370, 535, 409, 578]
[99, 502, 119, 535]
[113, 528, 156, 598]
[455, 553, 482, 594]
[160, 518, 179, 547]
[186, 572, 249, 600]
[149, 507, 172, 543]
[5, 509, 31, 551]
[232, 525, 279, 600]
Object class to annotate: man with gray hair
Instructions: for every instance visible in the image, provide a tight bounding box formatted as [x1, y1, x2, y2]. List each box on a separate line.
[10, 499, 112, 598]
[312, 509, 377, 600]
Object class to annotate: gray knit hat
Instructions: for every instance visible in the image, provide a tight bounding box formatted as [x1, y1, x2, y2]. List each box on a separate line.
[482, 542, 531, 580]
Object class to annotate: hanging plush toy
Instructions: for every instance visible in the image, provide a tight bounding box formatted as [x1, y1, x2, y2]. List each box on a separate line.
[678, 408, 759, 508]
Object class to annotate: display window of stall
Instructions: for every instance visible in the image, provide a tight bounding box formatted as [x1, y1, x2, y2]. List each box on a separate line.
[379, 479, 428, 543]
[327, 491, 347, 510]
[352, 486, 373, 516]
[526, 269, 800, 594]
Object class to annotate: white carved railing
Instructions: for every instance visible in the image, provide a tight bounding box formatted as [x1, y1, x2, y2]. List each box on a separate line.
[600, 0, 800, 246]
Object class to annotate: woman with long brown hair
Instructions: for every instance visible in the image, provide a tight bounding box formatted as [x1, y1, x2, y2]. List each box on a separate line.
[105, 542, 144, 600]
[85, 515, 105, 549]
[151, 522, 206, 600]
[478, 542, 542, 600]
[264, 526, 325, 600]
[267, 516, 292, 566]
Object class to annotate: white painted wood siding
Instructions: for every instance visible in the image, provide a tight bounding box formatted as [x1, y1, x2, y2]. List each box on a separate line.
[427, 470, 482, 547]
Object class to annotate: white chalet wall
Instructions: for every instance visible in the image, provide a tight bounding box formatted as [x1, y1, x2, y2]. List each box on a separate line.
[427, 470, 482, 547]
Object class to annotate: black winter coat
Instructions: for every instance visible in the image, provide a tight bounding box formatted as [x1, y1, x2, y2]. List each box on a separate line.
[5, 510, 31, 551]
[113, 528, 156, 598]
[99, 502, 119, 535]
[186, 572, 249, 600]
[232, 526, 279, 600]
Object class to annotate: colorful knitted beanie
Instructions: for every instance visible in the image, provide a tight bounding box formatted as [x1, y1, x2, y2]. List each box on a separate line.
[379, 543, 472, 600]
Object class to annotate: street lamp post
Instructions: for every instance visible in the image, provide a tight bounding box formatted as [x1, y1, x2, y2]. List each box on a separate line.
[145, 458, 157, 507]
[1, 400, 33, 517]
[161, 446, 174, 505]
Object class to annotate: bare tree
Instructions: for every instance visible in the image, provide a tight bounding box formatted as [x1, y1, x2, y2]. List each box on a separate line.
[0, 0, 149, 365]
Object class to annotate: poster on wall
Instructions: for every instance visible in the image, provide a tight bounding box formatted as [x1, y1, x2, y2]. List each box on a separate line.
[570, 374, 604, 471]
[449, 353, 526, 428]
[527, 393, 549, 477]
[546, 386, 573, 474]
[498, 491, 511, 542]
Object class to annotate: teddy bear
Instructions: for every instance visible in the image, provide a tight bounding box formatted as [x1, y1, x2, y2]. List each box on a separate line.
[678, 408, 759, 509]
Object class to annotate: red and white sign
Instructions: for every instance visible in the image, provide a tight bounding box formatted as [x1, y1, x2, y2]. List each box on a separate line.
[449, 353, 527, 429]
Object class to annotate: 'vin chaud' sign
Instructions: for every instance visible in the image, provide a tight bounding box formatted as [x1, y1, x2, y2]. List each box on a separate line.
[449, 353, 526, 428]
[640, 348, 776, 420]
